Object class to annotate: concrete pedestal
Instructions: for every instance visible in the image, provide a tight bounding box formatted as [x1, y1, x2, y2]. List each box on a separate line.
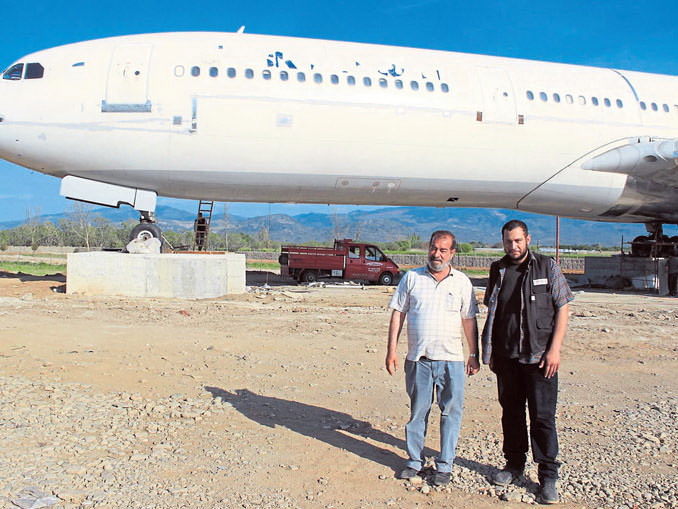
[584, 256, 673, 295]
[67, 252, 246, 298]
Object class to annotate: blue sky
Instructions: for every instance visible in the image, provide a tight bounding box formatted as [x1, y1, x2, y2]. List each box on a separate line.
[1, 0, 677, 222]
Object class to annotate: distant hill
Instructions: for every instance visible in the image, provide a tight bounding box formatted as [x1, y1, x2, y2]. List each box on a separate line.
[0, 204, 660, 246]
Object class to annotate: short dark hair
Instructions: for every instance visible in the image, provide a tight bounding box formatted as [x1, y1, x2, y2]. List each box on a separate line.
[501, 220, 528, 237]
[429, 230, 457, 250]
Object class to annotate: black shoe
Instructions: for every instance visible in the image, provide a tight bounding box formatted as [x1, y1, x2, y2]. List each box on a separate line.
[540, 479, 559, 504]
[397, 467, 420, 479]
[432, 471, 451, 486]
[493, 467, 523, 486]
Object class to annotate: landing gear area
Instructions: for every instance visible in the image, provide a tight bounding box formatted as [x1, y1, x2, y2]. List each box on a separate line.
[629, 224, 678, 257]
[129, 211, 161, 242]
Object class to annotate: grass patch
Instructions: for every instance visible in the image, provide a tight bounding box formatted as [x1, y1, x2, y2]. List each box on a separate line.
[0, 261, 66, 275]
[246, 261, 280, 271]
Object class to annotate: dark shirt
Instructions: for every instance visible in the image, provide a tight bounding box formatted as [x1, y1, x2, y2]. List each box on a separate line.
[492, 258, 528, 358]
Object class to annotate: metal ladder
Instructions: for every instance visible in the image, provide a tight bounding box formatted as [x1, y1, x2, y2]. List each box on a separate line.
[193, 200, 214, 251]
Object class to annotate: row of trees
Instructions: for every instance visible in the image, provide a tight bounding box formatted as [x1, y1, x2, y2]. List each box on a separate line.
[1, 206, 618, 253]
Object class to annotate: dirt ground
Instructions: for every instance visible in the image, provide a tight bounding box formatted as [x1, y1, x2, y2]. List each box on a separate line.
[0, 270, 676, 508]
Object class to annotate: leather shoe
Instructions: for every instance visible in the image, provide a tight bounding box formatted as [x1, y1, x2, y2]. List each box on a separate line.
[492, 467, 522, 486]
[432, 471, 451, 486]
[540, 479, 559, 504]
[397, 467, 419, 479]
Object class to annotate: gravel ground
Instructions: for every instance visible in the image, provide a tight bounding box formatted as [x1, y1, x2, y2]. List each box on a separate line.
[0, 273, 676, 508]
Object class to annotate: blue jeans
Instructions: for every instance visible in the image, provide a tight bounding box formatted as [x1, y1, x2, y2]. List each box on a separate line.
[404, 358, 466, 473]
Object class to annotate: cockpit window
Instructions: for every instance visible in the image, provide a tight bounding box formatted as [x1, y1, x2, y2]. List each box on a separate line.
[3, 63, 24, 80]
[25, 63, 44, 79]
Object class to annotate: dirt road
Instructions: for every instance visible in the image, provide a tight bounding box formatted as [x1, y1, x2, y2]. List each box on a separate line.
[0, 270, 675, 508]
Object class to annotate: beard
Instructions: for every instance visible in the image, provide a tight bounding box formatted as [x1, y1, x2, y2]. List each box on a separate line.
[427, 257, 448, 273]
[506, 246, 528, 262]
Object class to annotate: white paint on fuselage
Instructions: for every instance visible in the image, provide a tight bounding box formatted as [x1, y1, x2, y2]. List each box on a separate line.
[0, 32, 677, 222]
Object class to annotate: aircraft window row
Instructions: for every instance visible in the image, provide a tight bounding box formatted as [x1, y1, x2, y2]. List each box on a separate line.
[527, 90, 624, 109]
[2, 62, 44, 80]
[174, 65, 451, 93]
[639, 101, 671, 113]
[526, 89, 675, 113]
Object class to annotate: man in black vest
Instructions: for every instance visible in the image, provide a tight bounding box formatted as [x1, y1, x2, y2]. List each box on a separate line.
[482, 220, 573, 504]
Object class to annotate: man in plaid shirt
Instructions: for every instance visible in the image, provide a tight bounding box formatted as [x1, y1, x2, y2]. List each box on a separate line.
[386, 230, 479, 486]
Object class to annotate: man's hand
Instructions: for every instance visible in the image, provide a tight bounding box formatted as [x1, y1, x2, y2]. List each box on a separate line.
[385, 353, 398, 375]
[466, 356, 480, 376]
[539, 349, 560, 378]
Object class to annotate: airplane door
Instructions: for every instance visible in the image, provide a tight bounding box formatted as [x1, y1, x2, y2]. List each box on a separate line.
[103, 44, 152, 112]
[476, 67, 516, 124]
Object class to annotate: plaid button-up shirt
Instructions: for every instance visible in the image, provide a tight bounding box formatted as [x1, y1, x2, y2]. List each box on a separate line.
[389, 266, 478, 362]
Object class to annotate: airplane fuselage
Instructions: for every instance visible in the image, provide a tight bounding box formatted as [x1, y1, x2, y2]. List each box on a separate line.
[1, 32, 677, 223]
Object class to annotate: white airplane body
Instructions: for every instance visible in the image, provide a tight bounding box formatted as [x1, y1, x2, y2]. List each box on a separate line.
[1, 31, 677, 229]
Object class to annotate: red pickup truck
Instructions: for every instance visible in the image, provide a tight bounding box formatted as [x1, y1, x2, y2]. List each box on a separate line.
[279, 239, 400, 285]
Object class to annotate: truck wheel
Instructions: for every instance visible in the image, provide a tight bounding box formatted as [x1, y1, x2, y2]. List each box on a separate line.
[302, 270, 318, 283]
[278, 254, 288, 265]
[630, 235, 652, 257]
[378, 272, 394, 285]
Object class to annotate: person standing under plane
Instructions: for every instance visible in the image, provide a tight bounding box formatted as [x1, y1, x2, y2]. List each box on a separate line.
[385, 230, 480, 486]
[482, 220, 573, 504]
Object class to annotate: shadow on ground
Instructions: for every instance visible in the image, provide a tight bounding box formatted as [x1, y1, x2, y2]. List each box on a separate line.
[0, 271, 66, 283]
[205, 387, 492, 479]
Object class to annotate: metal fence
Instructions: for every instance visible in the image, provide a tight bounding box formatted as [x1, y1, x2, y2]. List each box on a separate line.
[241, 251, 585, 271]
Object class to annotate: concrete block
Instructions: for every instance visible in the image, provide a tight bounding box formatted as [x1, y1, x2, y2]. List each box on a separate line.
[584, 256, 669, 295]
[67, 252, 246, 298]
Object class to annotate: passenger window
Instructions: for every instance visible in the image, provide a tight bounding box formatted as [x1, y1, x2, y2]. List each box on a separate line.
[591, 97, 599, 106]
[313, 73, 322, 84]
[651, 102, 658, 111]
[25, 63, 44, 79]
[174, 65, 185, 77]
[663, 104, 669, 112]
[441, 83, 449, 93]
[348, 246, 360, 258]
[578, 95, 586, 105]
[227, 67, 236, 78]
[330, 74, 339, 84]
[616, 99, 623, 108]
[395, 79, 403, 89]
[191, 66, 200, 77]
[363, 77, 372, 86]
[245, 68, 254, 79]
[297, 72, 306, 82]
[604, 98, 611, 107]
[553, 93, 561, 103]
[526, 91, 534, 100]
[410, 81, 419, 91]
[565, 94, 573, 104]
[640, 101, 647, 110]
[539, 92, 547, 101]
[347, 75, 355, 86]
[3, 63, 24, 80]
[365, 246, 379, 261]
[379, 78, 388, 88]
[262, 69, 271, 80]
[426, 82, 434, 92]
[280, 70, 288, 81]
[209, 67, 218, 78]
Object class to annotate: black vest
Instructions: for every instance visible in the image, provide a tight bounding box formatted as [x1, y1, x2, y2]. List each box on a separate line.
[487, 251, 556, 359]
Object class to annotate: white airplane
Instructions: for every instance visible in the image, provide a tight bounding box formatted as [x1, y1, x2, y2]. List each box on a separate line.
[1, 31, 677, 254]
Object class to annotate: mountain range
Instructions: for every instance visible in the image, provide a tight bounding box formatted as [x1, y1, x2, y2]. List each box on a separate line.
[0, 204, 659, 246]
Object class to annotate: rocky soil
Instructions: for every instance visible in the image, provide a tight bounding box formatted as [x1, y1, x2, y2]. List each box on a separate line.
[0, 270, 676, 508]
